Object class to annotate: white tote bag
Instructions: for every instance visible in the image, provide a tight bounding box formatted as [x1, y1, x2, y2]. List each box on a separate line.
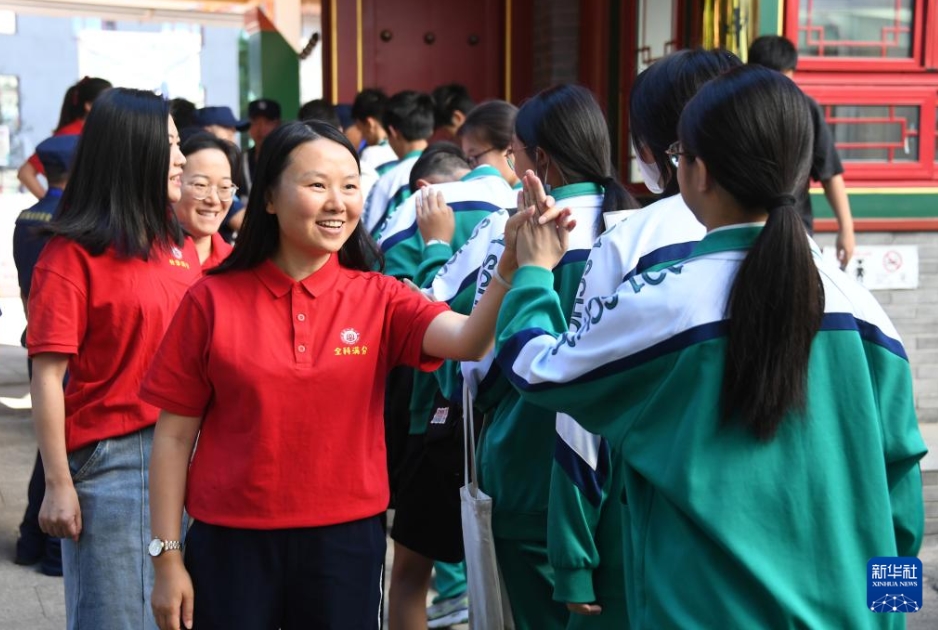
[460, 381, 515, 629]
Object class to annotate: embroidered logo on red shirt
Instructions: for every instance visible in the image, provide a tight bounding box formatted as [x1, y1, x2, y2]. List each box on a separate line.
[171, 246, 183, 259]
[340, 328, 360, 345]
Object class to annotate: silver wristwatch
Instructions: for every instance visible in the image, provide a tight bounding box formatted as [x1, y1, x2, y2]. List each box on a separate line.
[148, 537, 182, 557]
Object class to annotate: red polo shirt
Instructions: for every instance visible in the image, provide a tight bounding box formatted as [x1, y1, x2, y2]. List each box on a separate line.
[201, 232, 232, 272]
[27, 236, 201, 451]
[140, 255, 450, 529]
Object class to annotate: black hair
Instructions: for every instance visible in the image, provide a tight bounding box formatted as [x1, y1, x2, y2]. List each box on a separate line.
[55, 76, 112, 132]
[432, 83, 475, 129]
[515, 84, 639, 234]
[678, 65, 822, 441]
[630, 48, 741, 196]
[409, 142, 469, 193]
[212, 120, 383, 274]
[298, 99, 342, 130]
[457, 100, 517, 151]
[351, 88, 388, 124]
[170, 98, 197, 130]
[181, 132, 242, 188]
[49, 88, 183, 259]
[383, 91, 435, 141]
[44, 163, 69, 187]
[748, 35, 799, 73]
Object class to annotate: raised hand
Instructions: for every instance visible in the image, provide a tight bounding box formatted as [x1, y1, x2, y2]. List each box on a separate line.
[416, 186, 455, 246]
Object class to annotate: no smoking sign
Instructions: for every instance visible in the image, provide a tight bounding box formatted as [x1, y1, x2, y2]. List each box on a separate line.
[823, 245, 919, 290]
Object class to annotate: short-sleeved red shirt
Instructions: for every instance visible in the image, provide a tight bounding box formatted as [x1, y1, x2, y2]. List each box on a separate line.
[200, 232, 232, 272]
[27, 120, 84, 174]
[140, 255, 450, 529]
[27, 236, 201, 451]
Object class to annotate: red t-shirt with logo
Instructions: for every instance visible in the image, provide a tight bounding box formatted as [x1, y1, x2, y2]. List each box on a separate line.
[140, 255, 450, 529]
[27, 236, 201, 451]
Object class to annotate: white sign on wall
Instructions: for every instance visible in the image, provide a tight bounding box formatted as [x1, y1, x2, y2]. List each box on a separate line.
[822, 245, 919, 290]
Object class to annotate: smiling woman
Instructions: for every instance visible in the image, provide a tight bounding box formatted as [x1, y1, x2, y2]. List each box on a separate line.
[140, 120, 572, 630]
[174, 133, 239, 270]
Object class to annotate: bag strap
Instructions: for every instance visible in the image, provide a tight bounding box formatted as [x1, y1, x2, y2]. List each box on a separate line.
[463, 380, 479, 491]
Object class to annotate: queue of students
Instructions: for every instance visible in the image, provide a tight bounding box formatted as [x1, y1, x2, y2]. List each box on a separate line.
[15, 40, 925, 630]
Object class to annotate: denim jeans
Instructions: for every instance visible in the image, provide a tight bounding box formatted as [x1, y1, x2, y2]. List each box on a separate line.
[63, 426, 157, 630]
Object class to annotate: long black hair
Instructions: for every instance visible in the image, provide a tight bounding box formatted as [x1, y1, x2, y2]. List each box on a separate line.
[50, 87, 183, 259]
[212, 120, 383, 274]
[630, 49, 740, 197]
[678, 65, 823, 440]
[515, 84, 639, 234]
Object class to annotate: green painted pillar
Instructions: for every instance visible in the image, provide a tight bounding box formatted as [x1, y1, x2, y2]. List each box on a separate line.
[245, 9, 300, 121]
[758, 0, 783, 36]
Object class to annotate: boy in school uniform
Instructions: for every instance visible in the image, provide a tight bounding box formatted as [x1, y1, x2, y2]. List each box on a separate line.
[362, 91, 435, 238]
[352, 88, 400, 173]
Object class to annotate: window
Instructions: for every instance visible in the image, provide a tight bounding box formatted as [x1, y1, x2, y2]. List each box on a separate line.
[789, 0, 938, 184]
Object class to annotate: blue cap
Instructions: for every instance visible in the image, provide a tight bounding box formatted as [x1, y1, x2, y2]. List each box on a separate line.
[193, 106, 249, 131]
[36, 134, 80, 172]
[336, 104, 355, 130]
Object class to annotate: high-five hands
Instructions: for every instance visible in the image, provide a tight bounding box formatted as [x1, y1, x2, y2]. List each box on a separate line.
[513, 170, 576, 270]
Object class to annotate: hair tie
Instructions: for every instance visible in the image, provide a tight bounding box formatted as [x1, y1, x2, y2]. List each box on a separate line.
[600, 176, 616, 188]
[766, 194, 795, 211]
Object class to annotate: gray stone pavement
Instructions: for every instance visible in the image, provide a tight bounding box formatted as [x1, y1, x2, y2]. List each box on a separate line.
[0, 295, 936, 627]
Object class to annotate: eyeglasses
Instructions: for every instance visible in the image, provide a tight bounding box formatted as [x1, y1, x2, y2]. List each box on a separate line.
[185, 181, 239, 202]
[467, 146, 511, 168]
[665, 141, 691, 168]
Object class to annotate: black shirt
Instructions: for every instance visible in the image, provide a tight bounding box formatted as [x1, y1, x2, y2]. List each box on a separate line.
[796, 95, 844, 234]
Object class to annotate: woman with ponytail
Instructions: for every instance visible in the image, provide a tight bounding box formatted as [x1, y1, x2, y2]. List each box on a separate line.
[459, 83, 639, 630]
[493, 65, 925, 627]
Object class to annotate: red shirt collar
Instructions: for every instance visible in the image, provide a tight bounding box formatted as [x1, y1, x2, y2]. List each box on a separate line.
[253, 254, 341, 298]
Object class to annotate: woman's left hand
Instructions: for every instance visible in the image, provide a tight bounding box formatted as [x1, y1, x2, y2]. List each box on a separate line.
[416, 186, 455, 245]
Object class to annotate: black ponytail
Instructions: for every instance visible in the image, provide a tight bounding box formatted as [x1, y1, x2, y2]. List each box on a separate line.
[515, 84, 639, 236]
[679, 65, 824, 440]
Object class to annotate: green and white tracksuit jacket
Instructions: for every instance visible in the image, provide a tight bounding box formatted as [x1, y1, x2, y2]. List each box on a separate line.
[495, 223, 926, 629]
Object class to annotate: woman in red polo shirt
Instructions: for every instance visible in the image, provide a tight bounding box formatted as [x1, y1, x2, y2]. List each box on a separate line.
[142, 120, 569, 630]
[28, 88, 200, 630]
[174, 132, 238, 271]
[17, 76, 112, 199]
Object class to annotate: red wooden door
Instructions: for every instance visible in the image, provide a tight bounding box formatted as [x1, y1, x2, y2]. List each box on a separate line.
[366, 0, 504, 101]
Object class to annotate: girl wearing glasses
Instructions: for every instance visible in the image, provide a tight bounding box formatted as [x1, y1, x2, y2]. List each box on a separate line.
[458, 84, 639, 630]
[174, 133, 239, 270]
[27, 88, 200, 630]
[496, 65, 925, 628]
[456, 99, 521, 188]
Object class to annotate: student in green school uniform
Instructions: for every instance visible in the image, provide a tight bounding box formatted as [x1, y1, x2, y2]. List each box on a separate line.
[460, 84, 640, 630]
[383, 143, 516, 630]
[546, 49, 741, 630]
[352, 88, 400, 173]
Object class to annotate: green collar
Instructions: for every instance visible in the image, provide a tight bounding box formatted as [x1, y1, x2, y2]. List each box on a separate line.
[551, 182, 604, 202]
[462, 165, 502, 181]
[687, 224, 764, 259]
[403, 149, 423, 161]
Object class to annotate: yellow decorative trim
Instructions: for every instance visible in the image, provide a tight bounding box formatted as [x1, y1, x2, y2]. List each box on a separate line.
[810, 187, 938, 194]
[330, 0, 338, 103]
[777, 0, 783, 35]
[505, 0, 512, 101]
[356, 0, 363, 92]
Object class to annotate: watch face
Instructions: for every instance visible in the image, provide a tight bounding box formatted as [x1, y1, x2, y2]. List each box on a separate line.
[148, 538, 163, 557]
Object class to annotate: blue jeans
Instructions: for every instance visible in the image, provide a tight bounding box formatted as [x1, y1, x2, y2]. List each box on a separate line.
[63, 426, 157, 630]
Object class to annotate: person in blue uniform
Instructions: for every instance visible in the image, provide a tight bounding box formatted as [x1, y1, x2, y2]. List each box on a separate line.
[12, 134, 80, 576]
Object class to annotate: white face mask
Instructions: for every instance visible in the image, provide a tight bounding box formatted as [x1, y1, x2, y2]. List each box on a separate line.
[637, 157, 665, 194]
